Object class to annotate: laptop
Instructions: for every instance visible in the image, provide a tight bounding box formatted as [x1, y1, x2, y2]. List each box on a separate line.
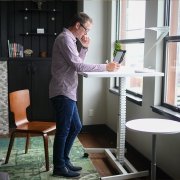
[113, 50, 126, 64]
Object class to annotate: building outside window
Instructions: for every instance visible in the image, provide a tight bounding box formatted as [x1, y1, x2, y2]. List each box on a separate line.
[163, 0, 180, 110]
[116, 0, 146, 96]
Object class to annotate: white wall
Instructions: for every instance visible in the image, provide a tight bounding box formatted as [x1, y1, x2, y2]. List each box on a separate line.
[81, 0, 110, 125]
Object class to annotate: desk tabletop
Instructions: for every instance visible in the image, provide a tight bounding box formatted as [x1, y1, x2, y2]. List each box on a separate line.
[126, 118, 180, 134]
[79, 67, 164, 78]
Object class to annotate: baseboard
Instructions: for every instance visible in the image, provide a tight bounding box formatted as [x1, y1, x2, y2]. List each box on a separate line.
[81, 124, 116, 136]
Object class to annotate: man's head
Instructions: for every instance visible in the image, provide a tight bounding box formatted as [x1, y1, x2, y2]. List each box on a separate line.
[68, 12, 93, 39]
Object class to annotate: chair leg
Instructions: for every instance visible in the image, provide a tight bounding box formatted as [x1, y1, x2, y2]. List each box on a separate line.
[43, 134, 49, 171]
[25, 133, 30, 154]
[5, 131, 16, 164]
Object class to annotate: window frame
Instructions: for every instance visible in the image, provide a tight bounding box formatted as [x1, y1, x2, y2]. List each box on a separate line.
[162, 37, 180, 112]
[161, 0, 180, 113]
[114, 0, 145, 99]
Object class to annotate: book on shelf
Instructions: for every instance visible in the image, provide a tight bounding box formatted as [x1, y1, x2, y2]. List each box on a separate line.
[7, 40, 24, 58]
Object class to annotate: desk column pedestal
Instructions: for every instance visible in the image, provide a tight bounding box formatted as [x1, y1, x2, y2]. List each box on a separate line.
[151, 134, 156, 180]
[117, 77, 126, 163]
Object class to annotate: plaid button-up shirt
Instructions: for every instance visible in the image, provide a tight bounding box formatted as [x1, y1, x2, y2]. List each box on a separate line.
[49, 28, 106, 101]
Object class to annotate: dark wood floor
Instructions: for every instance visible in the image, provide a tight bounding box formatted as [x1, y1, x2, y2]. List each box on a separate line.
[78, 126, 173, 180]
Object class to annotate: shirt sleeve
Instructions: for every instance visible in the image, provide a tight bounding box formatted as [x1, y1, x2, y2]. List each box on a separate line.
[60, 36, 106, 72]
[79, 48, 88, 61]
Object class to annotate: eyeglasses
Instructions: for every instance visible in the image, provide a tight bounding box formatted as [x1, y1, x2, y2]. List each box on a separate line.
[80, 23, 89, 33]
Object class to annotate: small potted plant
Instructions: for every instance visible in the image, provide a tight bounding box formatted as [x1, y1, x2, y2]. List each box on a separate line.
[113, 40, 122, 57]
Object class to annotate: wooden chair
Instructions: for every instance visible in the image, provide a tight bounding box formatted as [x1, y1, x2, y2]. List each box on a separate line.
[5, 89, 56, 171]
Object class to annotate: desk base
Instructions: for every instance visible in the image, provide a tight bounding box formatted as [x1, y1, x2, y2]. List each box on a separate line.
[84, 148, 149, 180]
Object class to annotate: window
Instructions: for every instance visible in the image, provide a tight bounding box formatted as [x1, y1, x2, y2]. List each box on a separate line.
[163, 0, 180, 111]
[115, 0, 146, 96]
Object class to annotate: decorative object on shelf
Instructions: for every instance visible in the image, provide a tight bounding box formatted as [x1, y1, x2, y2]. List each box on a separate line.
[7, 40, 24, 58]
[37, 28, 45, 34]
[24, 16, 28, 20]
[40, 51, 47, 58]
[51, 17, 55, 21]
[32, 0, 46, 10]
[24, 49, 33, 57]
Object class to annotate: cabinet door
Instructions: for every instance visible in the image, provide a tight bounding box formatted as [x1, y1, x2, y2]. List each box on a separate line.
[31, 60, 55, 121]
[8, 60, 32, 92]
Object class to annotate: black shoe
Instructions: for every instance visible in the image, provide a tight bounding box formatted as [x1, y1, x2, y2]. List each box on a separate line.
[66, 162, 82, 171]
[53, 167, 80, 177]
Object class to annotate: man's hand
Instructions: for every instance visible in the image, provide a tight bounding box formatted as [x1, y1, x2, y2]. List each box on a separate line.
[106, 61, 120, 72]
[80, 35, 90, 48]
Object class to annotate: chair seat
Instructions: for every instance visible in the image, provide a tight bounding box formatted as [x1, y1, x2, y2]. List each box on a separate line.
[16, 121, 56, 134]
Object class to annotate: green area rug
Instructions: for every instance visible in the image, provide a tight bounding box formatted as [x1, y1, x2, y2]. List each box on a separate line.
[0, 136, 99, 180]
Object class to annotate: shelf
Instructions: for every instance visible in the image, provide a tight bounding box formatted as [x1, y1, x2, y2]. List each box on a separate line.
[19, 9, 61, 13]
[20, 33, 57, 36]
[8, 57, 52, 61]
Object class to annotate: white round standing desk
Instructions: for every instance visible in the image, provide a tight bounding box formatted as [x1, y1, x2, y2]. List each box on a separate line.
[126, 118, 180, 180]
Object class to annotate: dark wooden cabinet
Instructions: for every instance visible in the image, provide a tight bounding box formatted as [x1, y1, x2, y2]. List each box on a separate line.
[8, 58, 55, 127]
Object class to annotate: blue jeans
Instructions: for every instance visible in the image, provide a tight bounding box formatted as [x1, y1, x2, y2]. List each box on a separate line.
[51, 95, 82, 170]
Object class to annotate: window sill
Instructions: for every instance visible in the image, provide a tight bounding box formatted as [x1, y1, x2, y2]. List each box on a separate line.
[109, 89, 180, 121]
[151, 106, 180, 121]
[109, 88, 142, 106]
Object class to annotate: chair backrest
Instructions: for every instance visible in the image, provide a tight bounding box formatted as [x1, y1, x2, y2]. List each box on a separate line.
[9, 89, 30, 126]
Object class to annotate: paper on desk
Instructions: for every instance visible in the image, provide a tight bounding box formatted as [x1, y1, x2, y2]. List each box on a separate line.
[120, 66, 155, 73]
[134, 68, 155, 73]
[118, 66, 132, 71]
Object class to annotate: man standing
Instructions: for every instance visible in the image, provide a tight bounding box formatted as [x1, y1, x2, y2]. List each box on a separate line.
[49, 12, 119, 178]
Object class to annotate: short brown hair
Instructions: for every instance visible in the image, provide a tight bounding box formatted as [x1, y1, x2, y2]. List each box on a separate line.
[68, 12, 93, 27]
